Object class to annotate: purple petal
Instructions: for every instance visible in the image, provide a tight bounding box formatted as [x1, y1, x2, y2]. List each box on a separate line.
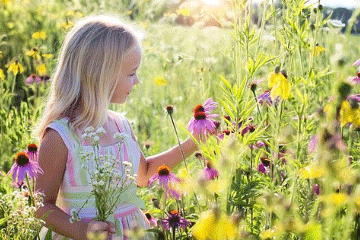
[352, 59, 360, 67]
[148, 174, 159, 186]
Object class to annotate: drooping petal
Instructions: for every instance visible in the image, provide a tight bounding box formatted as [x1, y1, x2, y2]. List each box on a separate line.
[148, 173, 159, 186]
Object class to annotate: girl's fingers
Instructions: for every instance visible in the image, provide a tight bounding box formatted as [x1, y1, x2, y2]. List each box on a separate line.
[105, 221, 116, 234]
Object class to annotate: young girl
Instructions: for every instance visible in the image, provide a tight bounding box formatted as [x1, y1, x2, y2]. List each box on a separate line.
[34, 15, 199, 240]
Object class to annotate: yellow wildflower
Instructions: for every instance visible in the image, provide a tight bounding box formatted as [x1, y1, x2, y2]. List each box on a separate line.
[191, 209, 237, 240]
[312, 43, 326, 56]
[175, 168, 196, 196]
[126, 10, 132, 15]
[26, 48, 41, 60]
[141, 21, 149, 30]
[66, 10, 75, 17]
[300, 164, 325, 179]
[260, 227, 282, 239]
[329, 193, 348, 206]
[0, 69, 5, 80]
[154, 76, 167, 86]
[32, 31, 47, 40]
[176, 8, 191, 17]
[268, 69, 291, 100]
[6, 61, 24, 75]
[2, 0, 11, 5]
[36, 64, 47, 75]
[42, 53, 54, 60]
[340, 100, 360, 127]
[0, 51, 3, 58]
[7, 22, 14, 29]
[58, 21, 74, 30]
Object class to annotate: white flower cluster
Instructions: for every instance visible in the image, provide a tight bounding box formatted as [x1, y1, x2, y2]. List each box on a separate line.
[82, 126, 106, 145]
[0, 190, 46, 239]
[69, 208, 81, 223]
[75, 127, 138, 222]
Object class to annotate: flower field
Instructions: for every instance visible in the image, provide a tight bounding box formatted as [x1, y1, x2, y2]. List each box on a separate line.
[1, 0, 360, 239]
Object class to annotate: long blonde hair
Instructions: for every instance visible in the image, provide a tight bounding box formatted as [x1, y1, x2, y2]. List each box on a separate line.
[32, 14, 143, 141]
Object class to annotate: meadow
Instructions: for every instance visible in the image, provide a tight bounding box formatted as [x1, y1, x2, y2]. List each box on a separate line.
[1, 0, 360, 239]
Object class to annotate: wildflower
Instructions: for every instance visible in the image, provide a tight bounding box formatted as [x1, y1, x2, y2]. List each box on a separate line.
[26, 143, 39, 162]
[36, 64, 47, 75]
[161, 210, 190, 231]
[6, 152, 44, 187]
[148, 165, 181, 199]
[176, 8, 191, 17]
[154, 76, 167, 86]
[268, 67, 291, 100]
[0, 50, 3, 58]
[258, 90, 273, 106]
[348, 72, 360, 85]
[300, 164, 325, 179]
[32, 31, 46, 40]
[312, 43, 326, 56]
[313, 184, 320, 195]
[340, 100, 360, 127]
[58, 20, 74, 30]
[329, 193, 348, 206]
[145, 212, 157, 227]
[202, 161, 219, 180]
[26, 48, 41, 60]
[41, 75, 50, 82]
[6, 60, 24, 75]
[165, 105, 174, 115]
[26, 74, 41, 84]
[258, 156, 270, 174]
[188, 99, 218, 137]
[0, 69, 5, 81]
[241, 124, 256, 136]
[218, 130, 231, 139]
[42, 53, 54, 59]
[352, 59, 360, 67]
[191, 208, 237, 240]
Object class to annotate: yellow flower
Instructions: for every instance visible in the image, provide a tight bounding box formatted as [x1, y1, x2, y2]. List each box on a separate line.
[2, 0, 11, 5]
[36, 64, 47, 75]
[329, 193, 348, 206]
[6, 61, 24, 75]
[0, 51, 3, 58]
[0, 69, 5, 80]
[42, 53, 54, 59]
[300, 164, 325, 179]
[32, 31, 47, 40]
[26, 48, 41, 60]
[126, 10, 132, 15]
[191, 209, 237, 240]
[312, 44, 326, 56]
[268, 71, 291, 100]
[340, 100, 360, 127]
[66, 10, 75, 17]
[260, 227, 282, 239]
[176, 8, 191, 17]
[58, 21, 74, 30]
[154, 76, 167, 86]
[141, 21, 149, 30]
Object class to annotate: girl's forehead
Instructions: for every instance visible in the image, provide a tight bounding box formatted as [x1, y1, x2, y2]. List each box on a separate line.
[122, 44, 142, 70]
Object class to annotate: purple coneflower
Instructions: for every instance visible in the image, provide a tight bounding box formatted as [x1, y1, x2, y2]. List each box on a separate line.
[161, 210, 190, 231]
[352, 59, 360, 67]
[25, 143, 39, 162]
[257, 156, 270, 174]
[26, 74, 41, 84]
[203, 98, 217, 112]
[145, 212, 158, 227]
[241, 124, 256, 136]
[218, 130, 231, 139]
[148, 165, 181, 199]
[6, 152, 44, 187]
[188, 101, 218, 136]
[313, 184, 320, 195]
[249, 141, 266, 149]
[348, 72, 360, 84]
[258, 90, 273, 106]
[202, 161, 219, 180]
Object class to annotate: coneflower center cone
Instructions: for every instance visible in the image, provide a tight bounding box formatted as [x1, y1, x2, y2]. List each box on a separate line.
[15, 152, 30, 167]
[158, 165, 170, 176]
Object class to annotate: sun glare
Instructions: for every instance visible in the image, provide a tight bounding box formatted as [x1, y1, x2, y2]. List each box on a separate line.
[201, 0, 221, 6]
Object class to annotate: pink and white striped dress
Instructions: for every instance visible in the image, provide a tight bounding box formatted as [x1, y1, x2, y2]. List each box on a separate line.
[39, 111, 154, 240]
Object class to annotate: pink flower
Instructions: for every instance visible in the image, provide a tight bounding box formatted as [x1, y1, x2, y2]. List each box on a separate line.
[25, 143, 39, 162]
[161, 210, 190, 231]
[26, 74, 41, 84]
[148, 165, 181, 199]
[308, 135, 317, 153]
[188, 99, 218, 136]
[348, 72, 360, 84]
[202, 161, 219, 180]
[6, 152, 44, 187]
[352, 59, 360, 67]
[145, 212, 158, 227]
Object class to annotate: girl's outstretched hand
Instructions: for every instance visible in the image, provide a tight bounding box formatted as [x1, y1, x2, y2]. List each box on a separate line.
[85, 220, 116, 240]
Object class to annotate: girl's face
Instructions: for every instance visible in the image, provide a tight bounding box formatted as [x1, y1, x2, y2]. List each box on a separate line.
[110, 43, 141, 104]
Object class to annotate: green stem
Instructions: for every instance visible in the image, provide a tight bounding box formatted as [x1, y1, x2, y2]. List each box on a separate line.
[168, 113, 188, 170]
[25, 174, 34, 207]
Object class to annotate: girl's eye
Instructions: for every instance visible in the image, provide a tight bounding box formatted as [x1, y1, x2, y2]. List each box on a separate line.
[130, 73, 136, 77]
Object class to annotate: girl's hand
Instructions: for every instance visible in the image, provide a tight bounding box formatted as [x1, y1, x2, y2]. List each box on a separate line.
[85, 220, 116, 240]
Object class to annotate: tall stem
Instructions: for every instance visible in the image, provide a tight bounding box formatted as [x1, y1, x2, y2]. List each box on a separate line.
[168, 113, 188, 169]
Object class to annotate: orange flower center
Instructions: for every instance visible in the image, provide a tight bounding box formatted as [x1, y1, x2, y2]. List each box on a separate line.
[158, 165, 170, 176]
[358, 72, 360, 78]
[193, 104, 205, 113]
[15, 152, 30, 166]
[27, 143, 38, 152]
[169, 210, 179, 215]
[206, 161, 212, 168]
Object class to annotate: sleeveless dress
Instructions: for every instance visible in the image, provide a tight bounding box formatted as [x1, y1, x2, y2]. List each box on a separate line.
[38, 111, 154, 240]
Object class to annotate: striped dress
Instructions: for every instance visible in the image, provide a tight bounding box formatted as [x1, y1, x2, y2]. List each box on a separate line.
[39, 111, 154, 240]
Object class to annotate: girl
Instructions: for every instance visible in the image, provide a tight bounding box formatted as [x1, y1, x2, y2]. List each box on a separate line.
[34, 15, 199, 240]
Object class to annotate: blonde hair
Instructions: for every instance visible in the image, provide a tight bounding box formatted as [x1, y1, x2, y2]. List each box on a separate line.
[32, 14, 143, 141]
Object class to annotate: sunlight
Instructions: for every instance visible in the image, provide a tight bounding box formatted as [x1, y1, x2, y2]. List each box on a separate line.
[201, 0, 222, 6]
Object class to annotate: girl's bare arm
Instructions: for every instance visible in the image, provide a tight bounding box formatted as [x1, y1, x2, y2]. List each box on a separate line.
[35, 129, 88, 240]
